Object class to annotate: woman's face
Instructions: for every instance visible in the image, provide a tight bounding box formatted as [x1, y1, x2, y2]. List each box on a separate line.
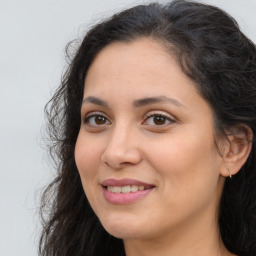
[75, 38, 226, 241]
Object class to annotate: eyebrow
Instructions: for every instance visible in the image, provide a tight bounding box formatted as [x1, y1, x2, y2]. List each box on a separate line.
[133, 96, 186, 108]
[82, 96, 109, 107]
[82, 95, 186, 109]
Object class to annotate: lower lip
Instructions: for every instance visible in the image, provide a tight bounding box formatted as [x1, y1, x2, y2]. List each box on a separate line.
[103, 187, 154, 205]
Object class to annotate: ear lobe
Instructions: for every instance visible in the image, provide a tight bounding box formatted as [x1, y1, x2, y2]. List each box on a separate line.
[219, 125, 253, 177]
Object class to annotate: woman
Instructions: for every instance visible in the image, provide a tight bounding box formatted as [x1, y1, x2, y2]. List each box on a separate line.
[40, 1, 256, 255]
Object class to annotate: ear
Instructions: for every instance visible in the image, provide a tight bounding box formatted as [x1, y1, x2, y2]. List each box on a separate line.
[219, 125, 253, 177]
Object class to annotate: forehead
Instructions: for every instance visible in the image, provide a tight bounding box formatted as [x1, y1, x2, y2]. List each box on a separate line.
[83, 38, 214, 128]
[87, 38, 173, 71]
[84, 38, 194, 96]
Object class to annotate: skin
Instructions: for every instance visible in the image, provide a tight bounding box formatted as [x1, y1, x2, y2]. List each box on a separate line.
[75, 38, 240, 256]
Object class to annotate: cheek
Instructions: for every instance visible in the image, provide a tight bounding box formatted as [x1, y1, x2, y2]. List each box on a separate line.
[145, 128, 221, 195]
[144, 136, 221, 228]
[74, 132, 103, 195]
[75, 132, 103, 173]
[74, 132, 106, 216]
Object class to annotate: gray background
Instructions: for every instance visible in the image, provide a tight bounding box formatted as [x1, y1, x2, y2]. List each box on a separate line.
[0, 0, 255, 255]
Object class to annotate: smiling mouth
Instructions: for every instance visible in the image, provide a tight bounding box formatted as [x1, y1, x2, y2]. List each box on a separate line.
[105, 185, 153, 193]
[101, 179, 155, 204]
[102, 184, 155, 204]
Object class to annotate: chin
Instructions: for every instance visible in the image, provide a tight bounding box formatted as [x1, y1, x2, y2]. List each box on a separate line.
[100, 215, 147, 239]
[105, 227, 145, 240]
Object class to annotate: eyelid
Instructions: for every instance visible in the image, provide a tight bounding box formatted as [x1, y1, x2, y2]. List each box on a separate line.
[144, 110, 176, 120]
[83, 111, 111, 124]
[143, 111, 176, 125]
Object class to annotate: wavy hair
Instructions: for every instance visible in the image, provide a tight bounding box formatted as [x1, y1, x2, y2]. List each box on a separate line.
[39, 1, 256, 255]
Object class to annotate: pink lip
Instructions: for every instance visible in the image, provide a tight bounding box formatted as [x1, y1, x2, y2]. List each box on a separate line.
[101, 178, 155, 205]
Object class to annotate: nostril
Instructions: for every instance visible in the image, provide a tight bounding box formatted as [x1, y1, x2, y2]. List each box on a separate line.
[101, 142, 142, 169]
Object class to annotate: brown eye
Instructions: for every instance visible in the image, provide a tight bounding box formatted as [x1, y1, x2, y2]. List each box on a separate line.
[153, 116, 167, 125]
[84, 114, 110, 126]
[95, 116, 107, 125]
[143, 113, 175, 126]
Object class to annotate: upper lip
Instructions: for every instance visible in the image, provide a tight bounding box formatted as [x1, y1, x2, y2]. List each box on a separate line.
[101, 178, 155, 188]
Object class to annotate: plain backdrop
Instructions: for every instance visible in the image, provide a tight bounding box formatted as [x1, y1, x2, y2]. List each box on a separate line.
[0, 0, 255, 255]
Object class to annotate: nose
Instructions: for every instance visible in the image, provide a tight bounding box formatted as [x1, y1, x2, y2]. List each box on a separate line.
[101, 125, 142, 169]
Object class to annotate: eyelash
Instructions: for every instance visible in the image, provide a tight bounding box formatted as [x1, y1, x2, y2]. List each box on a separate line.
[143, 113, 175, 126]
[83, 112, 110, 126]
[82, 112, 175, 128]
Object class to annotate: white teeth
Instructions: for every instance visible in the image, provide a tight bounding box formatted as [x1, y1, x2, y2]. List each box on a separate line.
[107, 185, 146, 193]
[121, 185, 131, 193]
[131, 185, 138, 192]
[113, 186, 122, 193]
